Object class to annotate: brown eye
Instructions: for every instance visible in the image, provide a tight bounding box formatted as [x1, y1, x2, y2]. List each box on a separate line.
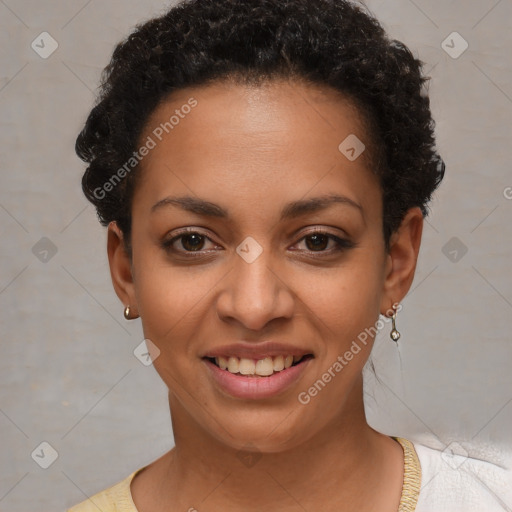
[292, 230, 355, 255]
[162, 230, 218, 254]
[304, 233, 330, 251]
[179, 233, 206, 251]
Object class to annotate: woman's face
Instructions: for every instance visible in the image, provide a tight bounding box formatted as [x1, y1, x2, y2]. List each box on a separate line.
[109, 79, 421, 453]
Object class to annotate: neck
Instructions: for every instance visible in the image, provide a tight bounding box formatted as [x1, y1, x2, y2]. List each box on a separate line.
[139, 376, 403, 512]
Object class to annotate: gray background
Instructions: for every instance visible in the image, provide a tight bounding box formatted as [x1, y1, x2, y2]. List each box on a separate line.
[0, 1, 511, 510]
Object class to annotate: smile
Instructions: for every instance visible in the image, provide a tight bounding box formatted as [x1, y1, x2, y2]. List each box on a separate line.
[205, 354, 314, 377]
[202, 353, 314, 400]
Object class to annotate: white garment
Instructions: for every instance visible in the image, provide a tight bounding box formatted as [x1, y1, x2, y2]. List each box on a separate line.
[413, 440, 512, 511]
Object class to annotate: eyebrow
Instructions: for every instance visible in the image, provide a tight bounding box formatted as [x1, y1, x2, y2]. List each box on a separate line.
[151, 193, 363, 221]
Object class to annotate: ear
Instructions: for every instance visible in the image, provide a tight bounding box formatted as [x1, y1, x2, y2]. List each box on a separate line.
[380, 207, 424, 314]
[107, 221, 137, 315]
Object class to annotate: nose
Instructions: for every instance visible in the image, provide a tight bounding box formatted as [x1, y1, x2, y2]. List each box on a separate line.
[215, 248, 295, 332]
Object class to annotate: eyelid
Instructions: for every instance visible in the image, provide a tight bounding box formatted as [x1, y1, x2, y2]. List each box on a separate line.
[162, 227, 219, 250]
[296, 226, 350, 240]
[292, 228, 355, 252]
[162, 226, 354, 255]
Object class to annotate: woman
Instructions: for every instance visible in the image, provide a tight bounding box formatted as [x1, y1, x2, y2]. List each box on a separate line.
[67, 0, 509, 510]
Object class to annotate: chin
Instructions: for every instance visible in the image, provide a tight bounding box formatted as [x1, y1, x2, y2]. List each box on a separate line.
[204, 411, 315, 454]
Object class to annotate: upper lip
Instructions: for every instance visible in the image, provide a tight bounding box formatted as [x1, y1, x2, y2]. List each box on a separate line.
[201, 341, 314, 360]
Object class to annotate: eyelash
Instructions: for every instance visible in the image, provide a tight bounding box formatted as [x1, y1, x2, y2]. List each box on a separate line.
[161, 228, 355, 257]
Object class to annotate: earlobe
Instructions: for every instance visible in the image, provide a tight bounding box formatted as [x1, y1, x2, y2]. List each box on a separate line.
[380, 207, 424, 314]
[107, 221, 138, 316]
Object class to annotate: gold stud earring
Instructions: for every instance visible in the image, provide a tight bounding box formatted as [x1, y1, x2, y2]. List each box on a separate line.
[390, 303, 400, 343]
[124, 306, 138, 320]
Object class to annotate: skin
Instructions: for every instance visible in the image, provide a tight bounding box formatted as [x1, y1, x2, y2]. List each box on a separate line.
[107, 78, 423, 512]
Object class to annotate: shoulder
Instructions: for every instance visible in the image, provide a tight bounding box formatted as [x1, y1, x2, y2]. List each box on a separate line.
[409, 435, 512, 512]
[66, 468, 144, 512]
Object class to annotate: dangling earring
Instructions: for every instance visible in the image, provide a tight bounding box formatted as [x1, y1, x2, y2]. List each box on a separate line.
[390, 303, 400, 343]
[124, 306, 138, 320]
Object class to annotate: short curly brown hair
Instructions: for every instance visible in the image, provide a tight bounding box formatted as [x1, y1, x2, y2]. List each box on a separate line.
[76, 0, 445, 249]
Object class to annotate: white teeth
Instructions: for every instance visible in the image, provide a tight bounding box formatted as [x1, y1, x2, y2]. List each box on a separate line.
[273, 355, 284, 371]
[239, 358, 256, 375]
[255, 357, 274, 376]
[212, 354, 306, 376]
[227, 356, 239, 373]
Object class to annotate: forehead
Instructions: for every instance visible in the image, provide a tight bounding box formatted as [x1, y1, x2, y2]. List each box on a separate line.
[142, 78, 372, 156]
[133, 79, 381, 222]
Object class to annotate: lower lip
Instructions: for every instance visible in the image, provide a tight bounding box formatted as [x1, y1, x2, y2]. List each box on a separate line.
[203, 357, 313, 400]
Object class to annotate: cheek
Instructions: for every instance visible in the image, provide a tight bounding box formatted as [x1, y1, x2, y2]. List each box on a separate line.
[131, 246, 209, 349]
[292, 263, 383, 414]
[134, 239, 385, 340]
[302, 253, 384, 332]
[131, 227, 386, 386]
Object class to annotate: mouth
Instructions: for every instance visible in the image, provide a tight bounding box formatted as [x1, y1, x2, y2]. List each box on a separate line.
[202, 354, 314, 378]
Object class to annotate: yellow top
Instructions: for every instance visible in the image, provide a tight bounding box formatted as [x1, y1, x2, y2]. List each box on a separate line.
[67, 436, 421, 512]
